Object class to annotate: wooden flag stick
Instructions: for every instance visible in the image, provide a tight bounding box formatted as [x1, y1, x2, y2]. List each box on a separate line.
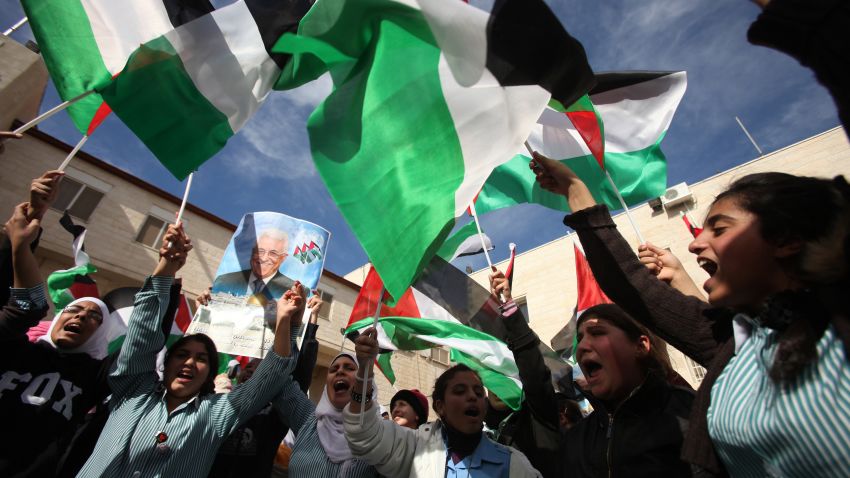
[360, 286, 384, 426]
[3, 17, 28, 36]
[467, 200, 493, 269]
[604, 170, 646, 244]
[13, 90, 95, 135]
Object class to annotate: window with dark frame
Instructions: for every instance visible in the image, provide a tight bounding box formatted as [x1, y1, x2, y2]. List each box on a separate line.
[135, 215, 169, 248]
[51, 177, 105, 221]
[430, 347, 449, 365]
[687, 357, 707, 382]
[317, 290, 334, 320]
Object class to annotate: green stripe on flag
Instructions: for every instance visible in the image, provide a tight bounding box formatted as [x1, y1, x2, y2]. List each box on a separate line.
[98, 36, 234, 180]
[376, 352, 396, 385]
[21, 0, 110, 133]
[449, 349, 522, 410]
[476, 137, 668, 215]
[436, 221, 478, 262]
[46, 263, 97, 310]
[277, 3, 465, 303]
[345, 316, 522, 409]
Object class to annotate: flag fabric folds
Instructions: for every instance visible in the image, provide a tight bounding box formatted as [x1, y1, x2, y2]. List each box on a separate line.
[436, 221, 494, 262]
[476, 71, 687, 216]
[46, 212, 99, 309]
[97, 0, 311, 179]
[21, 0, 215, 133]
[273, 0, 593, 303]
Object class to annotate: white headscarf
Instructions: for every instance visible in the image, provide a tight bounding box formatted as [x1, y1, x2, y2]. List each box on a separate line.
[316, 351, 379, 464]
[38, 297, 113, 360]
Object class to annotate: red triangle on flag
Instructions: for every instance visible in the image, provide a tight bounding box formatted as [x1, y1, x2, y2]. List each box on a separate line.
[346, 266, 421, 329]
[174, 294, 192, 333]
[574, 241, 611, 313]
[566, 110, 604, 170]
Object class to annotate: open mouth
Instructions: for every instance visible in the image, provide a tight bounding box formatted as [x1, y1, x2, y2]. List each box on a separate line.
[581, 359, 603, 379]
[697, 257, 718, 277]
[463, 406, 480, 417]
[63, 322, 82, 335]
[177, 369, 195, 382]
[333, 380, 350, 393]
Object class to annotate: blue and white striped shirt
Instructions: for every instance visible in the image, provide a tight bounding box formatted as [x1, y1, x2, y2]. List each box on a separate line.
[274, 378, 378, 477]
[708, 315, 850, 477]
[77, 276, 296, 478]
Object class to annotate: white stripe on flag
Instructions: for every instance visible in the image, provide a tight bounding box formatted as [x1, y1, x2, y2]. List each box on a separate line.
[438, 53, 550, 216]
[593, 71, 687, 153]
[410, 289, 461, 324]
[165, 0, 279, 132]
[81, 0, 173, 74]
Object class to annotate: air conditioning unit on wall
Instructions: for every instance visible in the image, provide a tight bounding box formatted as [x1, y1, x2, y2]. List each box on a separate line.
[661, 182, 694, 208]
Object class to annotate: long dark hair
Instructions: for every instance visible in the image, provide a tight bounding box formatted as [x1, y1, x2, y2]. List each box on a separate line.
[713, 172, 850, 382]
[165, 334, 219, 396]
[577, 303, 673, 378]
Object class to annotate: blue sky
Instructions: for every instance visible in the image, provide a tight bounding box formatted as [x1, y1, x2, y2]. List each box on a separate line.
[1, 0, 840, 278]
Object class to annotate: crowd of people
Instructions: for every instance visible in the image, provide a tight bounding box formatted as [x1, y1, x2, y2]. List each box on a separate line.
[2, 0, 849, 476]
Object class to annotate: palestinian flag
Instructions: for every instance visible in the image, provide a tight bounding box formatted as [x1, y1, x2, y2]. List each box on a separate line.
[97, 0, 311, 179]
[346, 258, 572, 410]
[345, 266, 523, 409]
[21, 0, 214, 134]
[102, 286, 191, 355]
[436, 221, 494, 263]
[46, 212, 99, 309]
[682, 212, 703, 238]
[550, 239, 612, 361]
[552, 94, 605, 169]
[476, 71, 687, 216]
[273, 0, 594, 304]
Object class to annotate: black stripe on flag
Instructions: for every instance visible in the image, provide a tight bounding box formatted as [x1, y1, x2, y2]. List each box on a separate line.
[590, 71, 677, 96]
[485, 0, 596, 108]
[163, 0, 216, 28]
[245, 0, 314, 69]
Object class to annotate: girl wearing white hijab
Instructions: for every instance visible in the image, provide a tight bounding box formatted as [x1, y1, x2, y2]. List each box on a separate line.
[37, 296, 113, 359]
[272, 351, 379, 477]
[0, 204, 114, 476]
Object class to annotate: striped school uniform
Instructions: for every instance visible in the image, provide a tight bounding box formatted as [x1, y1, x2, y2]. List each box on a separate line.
[707, 315, 850, 477]
[77, 276, 295, 477]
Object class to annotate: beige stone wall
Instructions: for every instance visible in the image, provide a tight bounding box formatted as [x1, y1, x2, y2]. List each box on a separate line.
[0, 35, 48, 130]
[1, 135, 229, 303]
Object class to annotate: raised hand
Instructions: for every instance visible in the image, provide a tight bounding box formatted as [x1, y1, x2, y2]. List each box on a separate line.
[153, 223, 192, 277]
[276, 282, 306, 329]
[528, 151, 596, 211]
[354, 327, 379, 373]
[488, 267, 513, 304]
[307, 292, 324, 325]
[195, 286, 212, 309]
[28, 170, 65, 221]
[5, 203, 41, 250]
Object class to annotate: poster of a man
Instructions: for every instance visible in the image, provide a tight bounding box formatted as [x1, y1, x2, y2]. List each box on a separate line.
[212, 228, 294, 300]
[189, 211, 330, 357]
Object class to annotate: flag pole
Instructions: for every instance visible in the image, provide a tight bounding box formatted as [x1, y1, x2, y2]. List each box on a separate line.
[3, 17, 28, 36]
[604, 170, 646, 244]
[57, 135, 89, 171]
[175, 172, 194, 225]
[735, 116, 763, 156]
[467, 201, 494, 269]
[166, 172, 194, 249]
[12, 90, 95, 135]
[360, 286, 384, 426]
